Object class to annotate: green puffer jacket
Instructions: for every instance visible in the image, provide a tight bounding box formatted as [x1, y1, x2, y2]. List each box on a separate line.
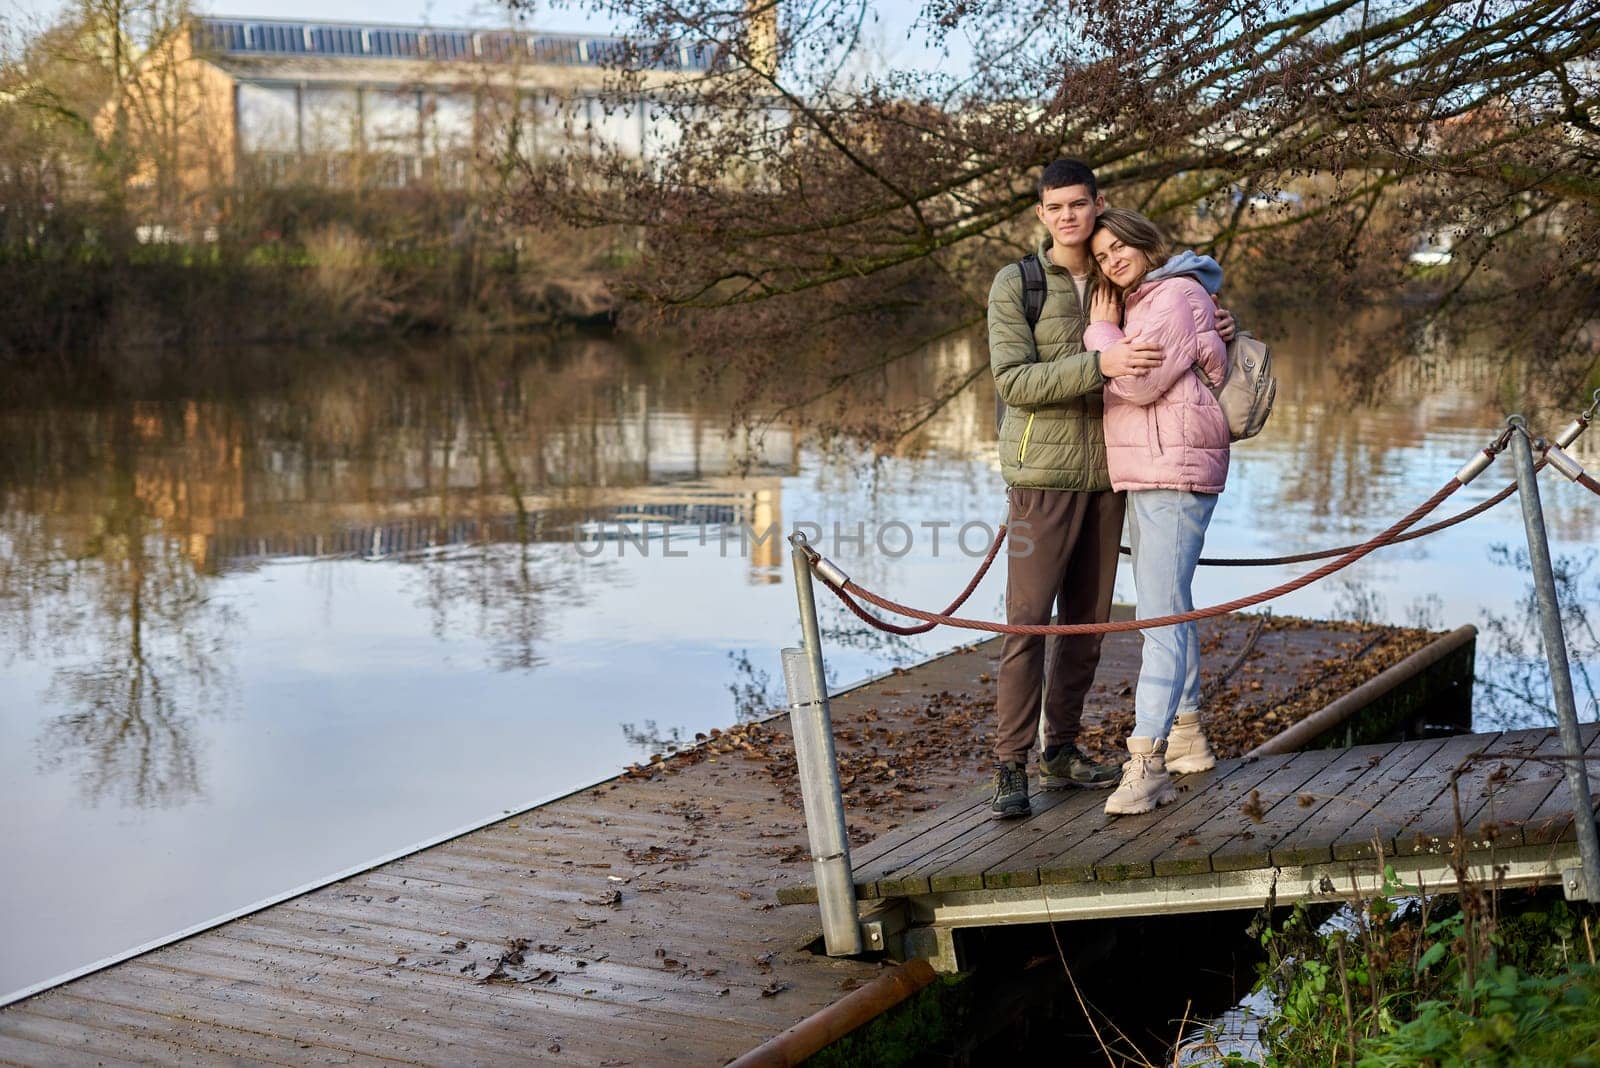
[989, 236, 1111, 491]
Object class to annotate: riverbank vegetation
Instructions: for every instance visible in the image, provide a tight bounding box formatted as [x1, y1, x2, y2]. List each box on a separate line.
[514, 0, 1600, 437]
[5, 1, 1597, 421]
[0, 0, 627, 371]
[1242, 878, 1600, 1066]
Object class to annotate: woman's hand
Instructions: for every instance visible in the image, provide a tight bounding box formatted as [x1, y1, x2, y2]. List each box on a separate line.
[1213, 298, 1237, 342]
[1100, 333, 1162, 377]
[1089, 285, 1121, 325]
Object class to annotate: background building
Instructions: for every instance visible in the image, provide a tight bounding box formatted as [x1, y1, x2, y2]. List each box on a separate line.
[116, 15, 718, 217]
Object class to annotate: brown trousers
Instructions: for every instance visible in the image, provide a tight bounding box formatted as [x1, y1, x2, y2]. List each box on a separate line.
[994, 487, 1126, 764]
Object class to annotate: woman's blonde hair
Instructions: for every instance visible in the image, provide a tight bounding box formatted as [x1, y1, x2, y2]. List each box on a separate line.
[1091, 207, 1172, 293]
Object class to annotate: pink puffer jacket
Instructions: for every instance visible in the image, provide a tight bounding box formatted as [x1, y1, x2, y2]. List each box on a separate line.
[1083, 275, 1230, 494]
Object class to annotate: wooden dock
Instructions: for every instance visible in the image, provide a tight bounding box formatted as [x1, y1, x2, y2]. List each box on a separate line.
[0, 614, 1542, 1066]
[794, 724, 1598, 972]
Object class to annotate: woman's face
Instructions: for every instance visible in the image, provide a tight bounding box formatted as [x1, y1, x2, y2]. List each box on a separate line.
[1091, 229, 1150, 289]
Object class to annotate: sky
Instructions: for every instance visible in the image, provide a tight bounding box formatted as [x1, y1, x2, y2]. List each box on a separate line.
[3, 0, 974, 73]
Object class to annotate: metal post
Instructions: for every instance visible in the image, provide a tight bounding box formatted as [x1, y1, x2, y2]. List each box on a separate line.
[782, 532, 863, 956]
[1508, 418, 1600, 899]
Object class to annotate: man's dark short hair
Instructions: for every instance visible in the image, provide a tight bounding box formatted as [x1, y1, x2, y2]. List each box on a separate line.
[1039, 159, 1098, 201]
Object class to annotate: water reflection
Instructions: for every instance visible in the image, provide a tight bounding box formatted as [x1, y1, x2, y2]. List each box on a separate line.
[3, 322, 1595, 812]
[0, 339, 807, 813]
[0, 313, 1595, 1000]
[1477, 547, 1600, 729]
[1, 407, 241, 808]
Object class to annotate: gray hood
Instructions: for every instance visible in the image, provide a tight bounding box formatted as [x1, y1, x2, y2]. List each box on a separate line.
[1143, 250, 1223, 295]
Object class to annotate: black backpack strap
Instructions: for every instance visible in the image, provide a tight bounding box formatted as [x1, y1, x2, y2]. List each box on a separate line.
[1017, 253, 1047, 330]
[996, 253, 1048, 432]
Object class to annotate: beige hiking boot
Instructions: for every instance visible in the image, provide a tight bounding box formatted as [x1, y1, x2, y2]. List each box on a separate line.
[1165, 712, 1218, 775]
[1104, 737, 1178, 816]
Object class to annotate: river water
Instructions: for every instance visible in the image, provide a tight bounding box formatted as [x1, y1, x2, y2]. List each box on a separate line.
[2, 317, 1597, 999]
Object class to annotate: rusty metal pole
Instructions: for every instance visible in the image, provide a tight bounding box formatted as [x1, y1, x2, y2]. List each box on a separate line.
[726, 959, 937, 1067]
[782, 532, 862, 956]
[1508, 416, 1600, 900]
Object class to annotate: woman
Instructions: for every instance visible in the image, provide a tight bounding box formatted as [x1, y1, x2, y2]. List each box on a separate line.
[1084, 207, 1230, 816]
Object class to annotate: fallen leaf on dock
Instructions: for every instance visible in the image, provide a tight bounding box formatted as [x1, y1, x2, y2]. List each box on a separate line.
[1241, 789, 1267, 823]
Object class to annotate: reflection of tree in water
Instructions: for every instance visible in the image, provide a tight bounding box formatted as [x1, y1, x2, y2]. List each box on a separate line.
[620, 718, 685, 758]
[727, 649, 779, 722]
[1330, 577, 1387, 626]
[8, 413, 238, 808]
[820, 610, 923, 666]
[412, 538, 595, 672]
[1477, 546, 1599, 732]
[403, 356, 604, 670]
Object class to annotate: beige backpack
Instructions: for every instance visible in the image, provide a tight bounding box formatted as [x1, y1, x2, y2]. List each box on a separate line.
[1194, 331, 1277, 441]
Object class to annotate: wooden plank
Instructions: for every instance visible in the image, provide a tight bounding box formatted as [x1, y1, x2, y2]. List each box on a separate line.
[198, 920, 802, 1026]
[1207, 744, 1398, 873]
[273, 877, 813, 954]
[233, 902, 814, 989]
[1269, 737, 1450, 867]
[1518, 725, 1600, 846]
[928, 790, 1106, 891]
[228, 904, 830, 1010]
[777, 789, 990, 903]
[847, 788, 989, 869]
[335, 867, 792, 923]
[127, 939, 784, 1066]
[852, 796, 1002, 897]
[1, 997, 316, 1068]
[52, 982, 460, 1068]
[1330, 731, 1501, 861]
[1398, 728, 1562, 856]
[382, 850, 775, 898]
[287, 871, 586, 917]
[102, 948, 767, 1068]
[1061, 753, 1299, 883]
[1488, 727, 1593, 848]
[890, 784, 1086, 893]
[220, 908, 828, 1015]
[0, 1024, 150, 1068]
[873, 818, 1002, 897]
[1150, 747, 1345, 876]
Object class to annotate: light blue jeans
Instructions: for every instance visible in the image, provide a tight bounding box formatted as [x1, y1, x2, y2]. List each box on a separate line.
[1127, 489, 1218, 740]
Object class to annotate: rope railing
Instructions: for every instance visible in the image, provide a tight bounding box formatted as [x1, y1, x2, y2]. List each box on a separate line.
[1139, 480, 1519, 568]
[1132, 401, 1594, 567]
[828, 515, 1009, 636]
[821, 475, 1471, 636]
[805, 402, 1600, 638]
[780, 400, 1600, 954]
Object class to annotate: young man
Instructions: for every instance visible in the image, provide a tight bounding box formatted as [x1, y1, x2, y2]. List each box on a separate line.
[986, 158, 1232, 818]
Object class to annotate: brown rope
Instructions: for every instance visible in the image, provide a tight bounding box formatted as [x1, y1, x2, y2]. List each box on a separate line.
[1579, 472, 1600, 498]
[831, 477, 1467, 636]
[1167, 408, 1590, 567]
[1160, 477, 1523, 567]
[827, 522, 1009, 636]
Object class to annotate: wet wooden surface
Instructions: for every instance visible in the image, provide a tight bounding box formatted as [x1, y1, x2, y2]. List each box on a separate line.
[0, 614, 1465, 1066]
[830, 723, 1600, 900]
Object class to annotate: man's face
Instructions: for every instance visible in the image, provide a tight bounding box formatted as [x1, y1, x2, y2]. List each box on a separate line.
[1035, 183, 1104, 251]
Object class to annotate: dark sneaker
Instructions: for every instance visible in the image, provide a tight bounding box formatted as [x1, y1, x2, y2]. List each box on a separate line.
[1039, 742, 1119, 790]
[989, 761, 1030, 819]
